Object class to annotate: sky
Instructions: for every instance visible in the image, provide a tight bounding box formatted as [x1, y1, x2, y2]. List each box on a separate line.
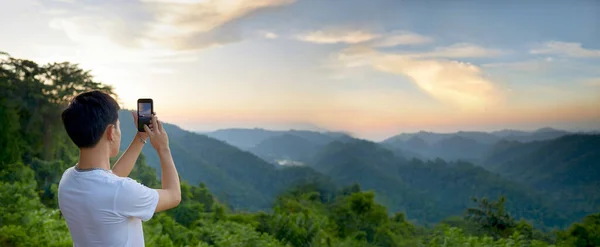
[1, 0, 599, 140]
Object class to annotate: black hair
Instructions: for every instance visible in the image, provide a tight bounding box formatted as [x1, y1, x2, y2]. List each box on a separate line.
[61, 90, 120, 148]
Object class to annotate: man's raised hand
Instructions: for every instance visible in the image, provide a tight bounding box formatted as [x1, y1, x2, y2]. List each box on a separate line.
[143, 115, 169, 152]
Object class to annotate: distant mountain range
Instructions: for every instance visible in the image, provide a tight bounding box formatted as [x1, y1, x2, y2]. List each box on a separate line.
[205, 128, 352, 165]
[120, 113, 599, 227]
[205, 127, 576, 165]
[382, 128, 573, 162]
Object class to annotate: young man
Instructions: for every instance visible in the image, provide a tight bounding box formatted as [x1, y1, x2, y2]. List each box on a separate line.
[58, 91, 181, 247]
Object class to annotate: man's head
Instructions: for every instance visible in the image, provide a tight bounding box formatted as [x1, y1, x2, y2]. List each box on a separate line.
[62, 91, 121, 157]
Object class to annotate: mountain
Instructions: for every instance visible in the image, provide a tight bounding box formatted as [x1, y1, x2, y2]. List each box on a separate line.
[430, 136, 491, 162]
[205, 128, 350, 151]
[381, 128, 572, 163]
[310, 139, 568, 227]
[204, 128, 282, 150]
[383, 135, 491, 162]
[484, 134, 600, 187]
[383, 131, 500, 145]
[455, 131, 500, 144]
[250, 134, 320, 165]
[491, 129, 530, 138]
[207, 128, 352, 164]
[500, 128, 571, 142]
[118, 111, 325, 210]
[310, 139, 444, 223]
[383, 131, 451, 145]
[483, 134, 600, 219]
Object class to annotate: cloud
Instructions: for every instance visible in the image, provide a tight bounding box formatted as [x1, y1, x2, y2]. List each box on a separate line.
[482, 56, 600, 79]
[296, 30, 498, 60]
[417, 43, 504, 58]
[297, 28, 499, 58]
[148, 0, 293, 33]
[482, 58, 553, 71]
[296, 30, 379, 44]
[372, 31, 433, 47]
[338, 47, 504, 111]
[45, 0, 295, 52]
[263, 31, 278, 39]
[143, 0, 295, 50]
[296, 28, 433, 47]
[530, 41, 600, 58]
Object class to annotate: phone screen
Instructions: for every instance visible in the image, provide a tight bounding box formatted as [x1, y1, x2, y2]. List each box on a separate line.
[137, 99, 153, 132]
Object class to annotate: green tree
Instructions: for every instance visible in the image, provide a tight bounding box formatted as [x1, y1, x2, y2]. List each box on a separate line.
[556, 213, 600, 247]
[465, 195, 516, 239]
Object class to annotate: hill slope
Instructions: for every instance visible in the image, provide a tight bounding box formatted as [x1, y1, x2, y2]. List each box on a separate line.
[484, 134, 600, 186]
[310, 139, 567, 227]
[205, 128, 349, 150]
[204, 128, 282, 150]
[250, 134, 320, 165]
[483, 134, 600, 219]
[208, 128, 352, 165]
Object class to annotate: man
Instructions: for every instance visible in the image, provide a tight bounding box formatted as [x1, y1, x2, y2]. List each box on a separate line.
[58, 91, 181, 247]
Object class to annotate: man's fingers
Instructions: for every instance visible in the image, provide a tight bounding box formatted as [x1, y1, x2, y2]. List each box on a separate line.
[151, 115, 159, 133]
[157, 119, 164, 132]
[143, 124, 153, 134]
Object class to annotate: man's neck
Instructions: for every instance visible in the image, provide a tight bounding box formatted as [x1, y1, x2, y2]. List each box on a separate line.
[77, 146, 111, 170]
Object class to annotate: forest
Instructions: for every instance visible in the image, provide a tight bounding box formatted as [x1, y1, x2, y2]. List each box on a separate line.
[1, 52, 599, 246]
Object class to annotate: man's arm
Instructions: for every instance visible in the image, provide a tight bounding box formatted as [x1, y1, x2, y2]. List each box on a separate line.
[143, 115, 181, 212]
[112, 133, 146, 177]
[112, 111, 150, 177]
[154, 147, 181, 212]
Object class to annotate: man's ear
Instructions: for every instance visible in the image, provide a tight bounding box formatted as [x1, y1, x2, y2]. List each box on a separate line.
[106, 124, 115, 142]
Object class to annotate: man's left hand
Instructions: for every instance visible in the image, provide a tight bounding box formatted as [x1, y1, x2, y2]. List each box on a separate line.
[132, 111, 151, 140]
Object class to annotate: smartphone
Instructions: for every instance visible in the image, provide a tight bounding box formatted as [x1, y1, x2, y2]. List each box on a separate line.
[137, 98, 153, 132]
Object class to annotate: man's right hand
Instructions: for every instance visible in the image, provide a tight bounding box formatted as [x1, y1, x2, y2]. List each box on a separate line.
[144, 114, 181, 212]
[144, 115, 169, 152]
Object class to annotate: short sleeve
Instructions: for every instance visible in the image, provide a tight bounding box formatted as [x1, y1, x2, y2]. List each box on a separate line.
[114, 178, 159, 221]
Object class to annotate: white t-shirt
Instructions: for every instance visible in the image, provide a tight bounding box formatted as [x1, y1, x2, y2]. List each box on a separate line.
[58, 166, 159, 247]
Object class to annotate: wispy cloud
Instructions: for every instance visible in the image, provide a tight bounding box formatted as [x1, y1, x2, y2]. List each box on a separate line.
[297, 28, 500, 59]
[296, 30, 379, 44]
[417, 43, 504, 58]
[530, 41, 600, 58]
[45, 0, 295, 52]
[145, 0, 294, 50]
[482, 57, 600, 80]
[338, 47, 504, 111]
[482, 58, 554, 71]
[375, 43, 503, 59]
[296, 28, 432, 47]
[262, 31, 279, 39]
[372, 31, 433, 47]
